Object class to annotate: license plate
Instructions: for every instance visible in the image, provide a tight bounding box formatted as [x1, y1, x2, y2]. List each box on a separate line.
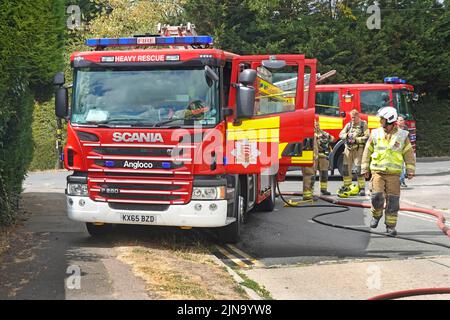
[120, 213, 157, 224]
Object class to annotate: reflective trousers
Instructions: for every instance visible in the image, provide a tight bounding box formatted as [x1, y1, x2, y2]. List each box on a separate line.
[302, 165, 316, 199]
[318, 157, 329, 191]
[343, 147, 365, 189]
[370, 172, 401, 227]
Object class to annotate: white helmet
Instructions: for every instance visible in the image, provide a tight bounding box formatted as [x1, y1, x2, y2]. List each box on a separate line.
[377, 106, 398, 124]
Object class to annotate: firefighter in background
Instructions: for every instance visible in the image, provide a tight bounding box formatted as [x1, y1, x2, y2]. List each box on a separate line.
[315, 120, 335, 195]
[302, 160, 316, 201]
[338, 109, 370, 197]
[397, 115, 409, 188]
[286, 134, 317, 205]
[361, 107, 415, 236]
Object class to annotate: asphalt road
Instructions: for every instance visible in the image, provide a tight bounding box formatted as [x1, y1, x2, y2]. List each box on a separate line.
[0, 161, 449, 299]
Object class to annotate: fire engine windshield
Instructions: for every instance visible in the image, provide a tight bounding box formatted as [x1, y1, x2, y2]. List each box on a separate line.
[393, 89, 413, 120]
[71, 67, 220, 127]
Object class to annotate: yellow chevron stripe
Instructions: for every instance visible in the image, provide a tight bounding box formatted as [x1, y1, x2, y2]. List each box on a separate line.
[278, 142, 288, 159]
[318, 116, 343, 130]
[291, 151, 314, 164]
[227, 117, 280, 142]
[227, 116, 280, 131]
[227, 128, 279, 142]
[279, 144, 314, 163]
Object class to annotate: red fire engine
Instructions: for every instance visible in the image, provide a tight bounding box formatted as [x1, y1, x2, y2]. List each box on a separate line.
[54, 24, 317, 243]
[314, 77, 418, 176]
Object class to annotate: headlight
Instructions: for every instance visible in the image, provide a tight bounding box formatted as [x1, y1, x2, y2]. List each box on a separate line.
[67, 183, 88, 196]
[192, 186, 226, 200]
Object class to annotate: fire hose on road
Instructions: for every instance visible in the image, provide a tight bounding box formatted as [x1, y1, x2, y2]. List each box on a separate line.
[276, 182, 450, 300]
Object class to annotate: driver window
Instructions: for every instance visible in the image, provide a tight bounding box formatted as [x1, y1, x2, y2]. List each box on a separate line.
[255, 65, 297, 116]
[360, 90, 390, 115]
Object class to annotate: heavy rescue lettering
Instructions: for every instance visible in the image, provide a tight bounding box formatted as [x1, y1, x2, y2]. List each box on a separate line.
[113, 132, 164, 143]
[115, 55, 165, 63]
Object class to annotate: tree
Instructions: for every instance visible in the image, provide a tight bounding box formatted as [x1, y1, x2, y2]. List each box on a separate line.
[0, 0, 65, 224]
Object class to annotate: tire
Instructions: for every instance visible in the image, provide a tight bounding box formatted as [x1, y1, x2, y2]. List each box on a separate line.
[337, 152, 344, 177]
[255, 175, 276, 212]
[217, 182, 243, 244]
[86, 222, 112, 237]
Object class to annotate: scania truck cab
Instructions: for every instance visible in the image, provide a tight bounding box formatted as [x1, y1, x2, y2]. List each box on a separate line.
[54, 26, 317, 243]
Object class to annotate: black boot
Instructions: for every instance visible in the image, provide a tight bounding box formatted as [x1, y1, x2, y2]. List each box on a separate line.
[359, 189, 366, 196]
[321, 190, 331, 196]
[386, 226, 397, 236]
[370, 217, 380, 228]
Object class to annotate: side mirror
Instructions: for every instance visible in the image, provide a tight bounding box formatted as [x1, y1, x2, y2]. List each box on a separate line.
[261, 60, 286, 69]
[55, 87, 68, 118]
[53, 72, 65, 86]
[236, 86, 255, 119]
[236, 69, 257, 119]
[238, 69, 257, 86]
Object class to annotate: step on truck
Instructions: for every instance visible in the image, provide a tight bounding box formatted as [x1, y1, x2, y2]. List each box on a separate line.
[54, 24, 317, 243]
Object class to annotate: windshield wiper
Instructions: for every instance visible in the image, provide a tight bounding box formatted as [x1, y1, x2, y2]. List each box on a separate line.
[87, 119, 155, 127]
[152, 118, 184, 127]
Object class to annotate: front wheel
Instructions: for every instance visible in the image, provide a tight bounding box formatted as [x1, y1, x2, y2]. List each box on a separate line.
[86, 223, 113, 237]
[217, 183, 243, 244]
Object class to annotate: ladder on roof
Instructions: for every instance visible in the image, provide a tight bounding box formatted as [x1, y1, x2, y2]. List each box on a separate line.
[157, 23, 199, 49]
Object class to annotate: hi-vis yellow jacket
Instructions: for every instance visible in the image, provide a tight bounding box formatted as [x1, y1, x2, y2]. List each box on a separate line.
[362, 126, 415, 175]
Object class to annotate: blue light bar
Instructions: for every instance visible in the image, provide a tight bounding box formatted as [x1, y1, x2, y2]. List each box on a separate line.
[85, 36, 213, 48]
[384, 76, 408, 84]
[384, 76, 399, 83]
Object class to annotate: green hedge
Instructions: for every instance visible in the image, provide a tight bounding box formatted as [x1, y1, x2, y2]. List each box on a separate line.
[29, 100, 59, 171]
[413, 97, 450, 157]
[0, 0, 64, 225]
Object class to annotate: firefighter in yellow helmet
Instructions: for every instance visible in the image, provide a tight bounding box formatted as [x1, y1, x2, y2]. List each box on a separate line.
[338, 109, 370, 197]
[361, 107, 416, 236]
[315, 120, 335, 195]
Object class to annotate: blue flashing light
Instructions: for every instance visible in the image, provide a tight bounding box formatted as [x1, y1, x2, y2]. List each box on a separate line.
[162, 162, 171, 169]
[99, 38, 119, 46]
[384, 76, 407, 84]
[384, 76, 399, 83]
[156, 37, 175, 45]
[105, 160, 115, 167]
[86, 35, 213, 48]
[86, 38, 100, 47]
[118, 38, 137, 46]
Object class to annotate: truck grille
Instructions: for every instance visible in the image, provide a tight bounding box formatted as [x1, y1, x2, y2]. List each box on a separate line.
[88, 177, 191, 205]
[84, 142, 195, 205]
